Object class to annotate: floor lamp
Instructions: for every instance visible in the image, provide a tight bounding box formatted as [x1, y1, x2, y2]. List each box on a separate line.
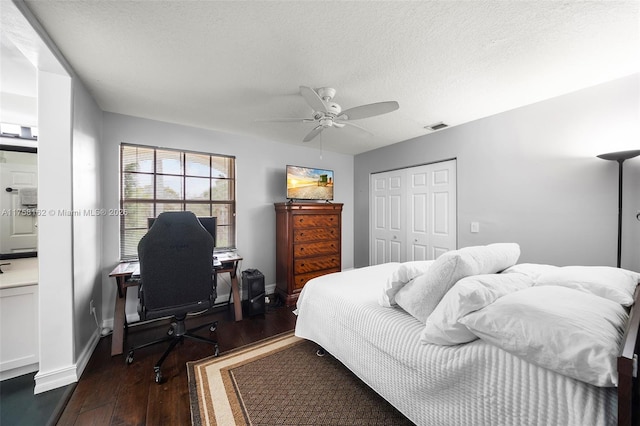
[597, 149, 640, 268]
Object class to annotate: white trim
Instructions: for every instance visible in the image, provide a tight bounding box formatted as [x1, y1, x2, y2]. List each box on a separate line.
[34, 364, 77, 394]
[0, 363, 38, 382]
[32, 327, 100, 394]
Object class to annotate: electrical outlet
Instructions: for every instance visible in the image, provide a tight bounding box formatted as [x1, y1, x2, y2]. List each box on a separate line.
[89, 299, 95, 315]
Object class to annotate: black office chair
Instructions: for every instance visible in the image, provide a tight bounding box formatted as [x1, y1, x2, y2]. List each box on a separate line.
[125, 211, 219, 383]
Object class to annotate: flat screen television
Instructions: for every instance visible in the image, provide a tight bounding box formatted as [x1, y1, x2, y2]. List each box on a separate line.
[147, 216, 216, 247]
[286, 165, 334, 201]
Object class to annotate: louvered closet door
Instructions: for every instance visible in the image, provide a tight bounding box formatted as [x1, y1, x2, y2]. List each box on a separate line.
[370, 160, 456, 265]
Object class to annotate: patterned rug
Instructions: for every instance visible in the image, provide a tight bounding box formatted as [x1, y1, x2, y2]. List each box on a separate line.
[187, 332, 414, 425]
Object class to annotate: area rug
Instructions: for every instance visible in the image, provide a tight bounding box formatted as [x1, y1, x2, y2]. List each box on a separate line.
[187, 331, 414, 426]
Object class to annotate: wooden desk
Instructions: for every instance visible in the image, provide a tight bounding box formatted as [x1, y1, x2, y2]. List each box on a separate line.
[108, 253, 243, 357]
[214, 253, 244, 324]
[108, 262, 139, 356]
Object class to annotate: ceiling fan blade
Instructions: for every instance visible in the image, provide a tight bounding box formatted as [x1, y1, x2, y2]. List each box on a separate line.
[335, 120, 374, 137]
[303, 125, 324, 142]
[255, 118, 315, 123]
[339, 101, 399, 120]
[300, 86, 328, 113]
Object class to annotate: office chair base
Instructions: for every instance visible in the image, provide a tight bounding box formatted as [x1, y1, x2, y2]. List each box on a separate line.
[126, 320, 219, 384]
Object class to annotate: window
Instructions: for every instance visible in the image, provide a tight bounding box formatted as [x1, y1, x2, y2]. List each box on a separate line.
[120, 144, 236, 259]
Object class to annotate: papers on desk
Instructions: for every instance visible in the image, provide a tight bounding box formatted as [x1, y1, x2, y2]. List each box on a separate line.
[214, 251, 241, 260]
[213, 251, 239, 269]
[131, 264, 140, 278]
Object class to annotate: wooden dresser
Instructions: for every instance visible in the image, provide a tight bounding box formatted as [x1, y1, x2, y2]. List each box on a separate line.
[275, 202, 343, 306]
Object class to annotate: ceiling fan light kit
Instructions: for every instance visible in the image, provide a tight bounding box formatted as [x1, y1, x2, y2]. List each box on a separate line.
[259, 86, 399, 143]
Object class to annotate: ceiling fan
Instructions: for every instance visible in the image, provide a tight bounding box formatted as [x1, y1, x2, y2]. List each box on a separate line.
[258, 86, 399, 142]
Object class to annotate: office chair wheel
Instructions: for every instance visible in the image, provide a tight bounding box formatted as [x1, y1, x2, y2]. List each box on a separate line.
[154, 366, 163, 384]
[210, 321, 218, 332]
[125, 350, 134, 364]
[167, 322, 177, 336]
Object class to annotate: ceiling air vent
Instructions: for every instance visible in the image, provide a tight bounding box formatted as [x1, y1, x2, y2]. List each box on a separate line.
[425, 122, 448, 131]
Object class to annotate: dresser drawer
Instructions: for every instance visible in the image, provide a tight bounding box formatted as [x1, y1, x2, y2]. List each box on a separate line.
[293, 227, 339, 243]
[294, 240, 339, 258]
[294, 256, 340, 274]
[293, 268, 340, 290]
[292, 214, 339, 229]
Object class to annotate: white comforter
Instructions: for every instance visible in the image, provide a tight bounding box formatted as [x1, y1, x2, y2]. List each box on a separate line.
[294, 263, 617, 426]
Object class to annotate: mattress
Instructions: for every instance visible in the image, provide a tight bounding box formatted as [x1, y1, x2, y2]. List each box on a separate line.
[294, 263, 617, 426]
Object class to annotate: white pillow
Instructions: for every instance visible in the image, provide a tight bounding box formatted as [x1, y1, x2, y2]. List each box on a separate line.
[535, 266, 639, 306]
[379, 260, 435, 307]
[502, 263, 559, 281]
[459, 286, 628, 387]
[421, 273, 533, 345]
[395, 243, 521, 323]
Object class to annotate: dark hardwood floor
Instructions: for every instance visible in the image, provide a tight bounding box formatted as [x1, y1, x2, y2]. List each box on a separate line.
[56, 301, 297, 426]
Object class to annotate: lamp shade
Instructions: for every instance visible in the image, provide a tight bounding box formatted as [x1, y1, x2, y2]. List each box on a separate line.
[597, 149, 640, 162]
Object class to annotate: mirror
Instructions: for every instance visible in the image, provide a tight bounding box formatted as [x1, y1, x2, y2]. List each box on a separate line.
[0, 144, 38, 259]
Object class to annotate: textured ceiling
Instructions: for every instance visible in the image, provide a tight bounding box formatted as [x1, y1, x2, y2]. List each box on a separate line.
[11, 1, 640, 154]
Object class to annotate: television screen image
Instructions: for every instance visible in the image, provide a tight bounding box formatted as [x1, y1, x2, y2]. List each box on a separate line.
[286, 165, 334, 200]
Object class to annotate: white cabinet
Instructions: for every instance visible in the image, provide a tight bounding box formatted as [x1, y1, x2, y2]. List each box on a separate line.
[0, 259, 39, 381]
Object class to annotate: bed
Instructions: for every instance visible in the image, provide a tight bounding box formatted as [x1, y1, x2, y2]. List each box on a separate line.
[294, 243, 640, 426]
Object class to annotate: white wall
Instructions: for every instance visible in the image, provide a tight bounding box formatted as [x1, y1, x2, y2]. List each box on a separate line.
[100, 113, 354, 324]
[354, 74, 640, 271]
[71, 80, 104, 366]
[35, 70, 75, 393]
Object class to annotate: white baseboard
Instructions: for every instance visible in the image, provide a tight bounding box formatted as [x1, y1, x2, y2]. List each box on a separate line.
[75, 328, 101, 381]
[34, 364, 77, 394]
[0, 363, 39, 382]
[33, 326, 101, 394]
